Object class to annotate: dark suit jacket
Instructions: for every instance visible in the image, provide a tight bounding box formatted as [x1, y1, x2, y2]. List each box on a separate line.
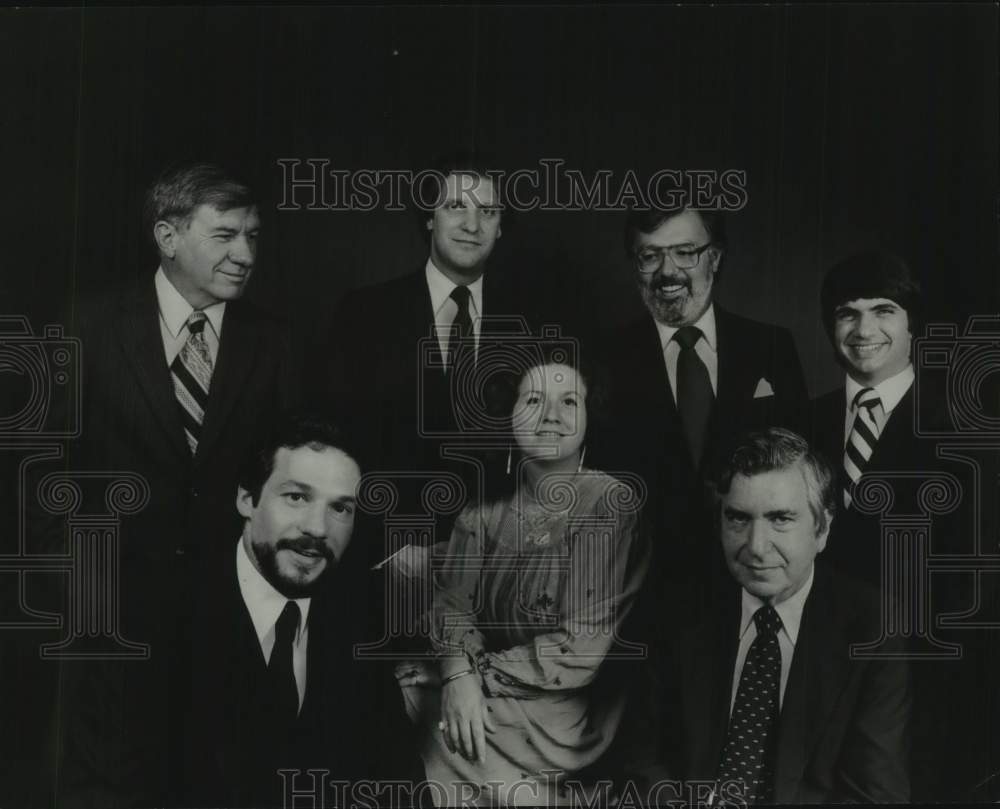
[808, 383, 977, 582]
[180, 549, 424, 808]
[622, 564, 911, 804]
[593, 307, 808, 593]
[321, 268, 570, 554]
[810, 381, 993, 801]
[55, 275, 300, 807]
[65, 275, 299, 567]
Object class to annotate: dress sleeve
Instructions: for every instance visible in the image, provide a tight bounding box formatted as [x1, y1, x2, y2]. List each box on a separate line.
[481, 492, 649, 697]
[430, 506, 491, 679]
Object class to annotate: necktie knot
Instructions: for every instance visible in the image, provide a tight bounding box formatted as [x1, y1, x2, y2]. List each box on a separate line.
[275, 600, 301, 648]
[186, 311, 208, 336]
[753, 604, 782, 637]
[450, 285, 472, 309]
[853, 387, 881, 411]
[674, 325, 702, 350]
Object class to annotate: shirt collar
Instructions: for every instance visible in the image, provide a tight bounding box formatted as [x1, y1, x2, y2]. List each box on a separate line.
[155, 266, 226, 339]
[738, 565, 814, 647]
[235, 536, 311, 647]
[655, 303, 718, 352]
[425, 259, 483, 318]
[845, 363, 914, 415]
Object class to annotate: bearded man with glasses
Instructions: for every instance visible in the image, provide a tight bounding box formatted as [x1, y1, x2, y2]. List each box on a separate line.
[592, 205, 808, 612]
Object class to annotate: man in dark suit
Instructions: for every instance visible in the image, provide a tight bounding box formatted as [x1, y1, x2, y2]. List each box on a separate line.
[56, 163, 299, 806]
[809, 250, 928, 580]
[809, 251, 990, 800]
[595, 207, 807, 590]
[619, 428, 910, 805]
[180, 415, 422, 808]
[323, 152, 566, 565]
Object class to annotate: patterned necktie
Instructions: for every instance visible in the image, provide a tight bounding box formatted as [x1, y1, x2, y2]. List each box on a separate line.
[717, 604, 783, 805]
[170, 312, 213, 454]
[269, 600, 301, 725]
[445, 285, 473, 371]
[674, 325, 714, 466]
[843, 388, 882, 508]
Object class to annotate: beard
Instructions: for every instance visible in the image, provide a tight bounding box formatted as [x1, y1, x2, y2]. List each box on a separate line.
[640, 274, 690, 325]
[252, 536, 337, 598]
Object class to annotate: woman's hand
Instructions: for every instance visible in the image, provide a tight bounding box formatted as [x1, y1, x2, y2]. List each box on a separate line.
[439, 672, 496, 764]
[395, 661, 440, 688]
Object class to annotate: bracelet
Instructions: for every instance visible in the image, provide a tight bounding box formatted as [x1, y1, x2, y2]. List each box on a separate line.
[441, 668, 476, 686]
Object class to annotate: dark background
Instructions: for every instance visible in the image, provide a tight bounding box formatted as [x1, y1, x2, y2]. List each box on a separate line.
[0, 4, 996, 805]
[1, 4, 997, 397]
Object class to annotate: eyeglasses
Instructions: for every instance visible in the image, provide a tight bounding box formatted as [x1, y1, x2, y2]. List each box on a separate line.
[634, 243, 713, 273]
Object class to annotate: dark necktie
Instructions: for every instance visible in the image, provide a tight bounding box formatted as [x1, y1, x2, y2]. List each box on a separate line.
[170, 311, 213, 454]
[717, 604, 783, 804]
[674, 325, 713, 466]
[446, 285, 473, 371]
[268, 600, 301, 725]
[843, 388, 882, 508]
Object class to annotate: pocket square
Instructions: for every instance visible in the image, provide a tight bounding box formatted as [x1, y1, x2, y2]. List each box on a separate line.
[753, 378, 775, 398]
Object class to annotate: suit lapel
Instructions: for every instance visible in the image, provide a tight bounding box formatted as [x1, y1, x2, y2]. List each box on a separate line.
[197, 302, 263, 462]
[774, 567, 852, 802]
[688, 589, 741, 777]
[199, 553, 269, 791]
[117, 279, 189, 462]
[713, 308, 752, 421]
[868, 387, 915, 473]
[626, 315, 681, 433]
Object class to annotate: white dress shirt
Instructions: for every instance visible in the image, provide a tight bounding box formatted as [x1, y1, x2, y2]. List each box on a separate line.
[155, 267, 225, 366]
[843, 364, 915, 446]
[655, 304, 719, 403]
[425, 259, 483, 357]
[730, 566, 814, 713]
[236, 538, 311, 711]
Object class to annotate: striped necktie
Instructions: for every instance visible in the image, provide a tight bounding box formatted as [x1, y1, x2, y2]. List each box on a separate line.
[843, 387, 882, 508]
[171, 311, 213, 454]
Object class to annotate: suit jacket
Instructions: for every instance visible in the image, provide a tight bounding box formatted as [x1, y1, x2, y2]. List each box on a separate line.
[55, 275, 300, 807]
[808, 383, 973, 582]
[324, 267, 562, 447]
[69, 275, 299, 570]
[321, 268, 570, 552]
[622, 564, 911, 804]
[810, 382, 993, 801]
[180, 549, 424, 808]
[593, 307, 808, 591]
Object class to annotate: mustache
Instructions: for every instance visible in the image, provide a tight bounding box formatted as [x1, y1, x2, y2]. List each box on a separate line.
[276, 536, 336, 560]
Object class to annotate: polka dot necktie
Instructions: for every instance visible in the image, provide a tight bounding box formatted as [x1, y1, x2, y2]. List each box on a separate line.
[716, 604, 783, 804]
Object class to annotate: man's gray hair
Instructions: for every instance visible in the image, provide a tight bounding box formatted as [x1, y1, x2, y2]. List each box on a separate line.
[716, 427, 836, 535]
